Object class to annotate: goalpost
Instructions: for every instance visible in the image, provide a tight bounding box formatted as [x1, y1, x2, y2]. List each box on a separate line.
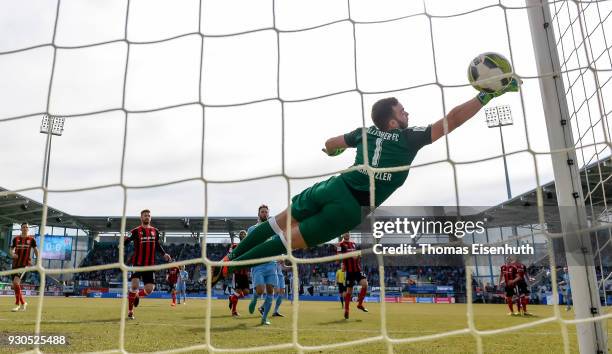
[527, 0, 608, 353]
[0, 0, 611, 353]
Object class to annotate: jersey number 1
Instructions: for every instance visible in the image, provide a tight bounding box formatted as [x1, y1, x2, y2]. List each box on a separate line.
[372, 138, 383, 166]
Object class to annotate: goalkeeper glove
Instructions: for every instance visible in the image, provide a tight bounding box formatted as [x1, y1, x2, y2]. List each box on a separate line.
[321, 147, 346, 156]
[477, 75, 522, 106]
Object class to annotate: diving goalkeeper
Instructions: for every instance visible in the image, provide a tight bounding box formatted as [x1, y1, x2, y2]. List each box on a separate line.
[210, 78, 521, 284]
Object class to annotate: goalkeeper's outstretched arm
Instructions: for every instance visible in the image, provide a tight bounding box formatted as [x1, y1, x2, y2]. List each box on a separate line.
[323, 135, 349, 156]
[431, 76, 521, 143]
[431, 97, 483, 143]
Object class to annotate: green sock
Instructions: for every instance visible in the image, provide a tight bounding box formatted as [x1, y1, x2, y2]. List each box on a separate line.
[229, 221, 275, 260]
[229, 235, 286, 272]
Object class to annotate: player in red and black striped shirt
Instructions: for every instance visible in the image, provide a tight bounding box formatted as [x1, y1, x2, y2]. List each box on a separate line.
[511, 259, 533, 316]
[499, 257, 518, 315]
[10, 222, 39, 312]
[337, 233, 368, 319]
[166, 266, 180, 307]
[228, 230, 251, 317]
[124, 209, 171, 320]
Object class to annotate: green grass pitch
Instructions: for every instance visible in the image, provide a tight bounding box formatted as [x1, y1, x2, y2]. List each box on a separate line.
[0, 297, 609, 353]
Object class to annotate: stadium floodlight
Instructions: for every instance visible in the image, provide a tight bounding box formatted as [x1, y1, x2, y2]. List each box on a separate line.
[40, 114, 65, 136]
[485, 105, 513, 199]
[485, 104, 513, 128]
[39, 114, 66, 188]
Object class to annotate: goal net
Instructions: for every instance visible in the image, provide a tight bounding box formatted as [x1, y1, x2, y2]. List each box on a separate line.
[0, 0, 610, 353]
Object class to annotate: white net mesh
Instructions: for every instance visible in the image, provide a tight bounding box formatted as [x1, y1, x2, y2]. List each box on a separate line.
[1, 0, 611, 353]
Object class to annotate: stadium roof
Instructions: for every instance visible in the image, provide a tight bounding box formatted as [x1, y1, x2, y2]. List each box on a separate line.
[482, 155, 612, 228]
[0, 187, 256, 234]
[74, 216, 257, 235]
[0, 187, 78, 230]
[1, 155, 610, 233]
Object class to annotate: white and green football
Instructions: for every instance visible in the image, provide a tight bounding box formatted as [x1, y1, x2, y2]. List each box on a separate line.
[467, 52, 513, 93]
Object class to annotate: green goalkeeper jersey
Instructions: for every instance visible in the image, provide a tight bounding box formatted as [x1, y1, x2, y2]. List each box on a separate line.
[340, 125, 432, 206]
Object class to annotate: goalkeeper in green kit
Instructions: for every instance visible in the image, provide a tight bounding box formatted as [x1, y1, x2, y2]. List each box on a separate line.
[209, 77, 521, 285]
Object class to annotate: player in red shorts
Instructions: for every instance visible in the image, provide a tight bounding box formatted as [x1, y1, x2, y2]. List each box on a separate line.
[499, 256, 518, 316]
[337, 232, 369, 320]
[228, 230, 251, 317]
[10, 222, 39, 312]
[124, 209, 171, 320]
[511, 259, 533, 316]
[166, 264, 180, 307]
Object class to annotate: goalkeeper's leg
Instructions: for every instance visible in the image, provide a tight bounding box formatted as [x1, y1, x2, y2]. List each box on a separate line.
[227, 196, 362, 270]
[212, 176, 362, 281]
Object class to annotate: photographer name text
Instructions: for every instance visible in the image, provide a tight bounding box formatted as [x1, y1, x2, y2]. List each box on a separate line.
[373, 243, 534, 255]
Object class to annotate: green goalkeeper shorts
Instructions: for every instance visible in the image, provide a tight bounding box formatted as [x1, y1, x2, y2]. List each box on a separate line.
[291, 176, 363, 247]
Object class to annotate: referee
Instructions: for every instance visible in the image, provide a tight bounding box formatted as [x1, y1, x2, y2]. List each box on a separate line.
[336, 264, 346, 308]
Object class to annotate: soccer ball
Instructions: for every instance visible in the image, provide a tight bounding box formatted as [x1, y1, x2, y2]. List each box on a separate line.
[467, 52, 513, 93]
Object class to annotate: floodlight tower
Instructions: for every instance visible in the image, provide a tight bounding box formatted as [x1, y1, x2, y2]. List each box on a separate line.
[485, 105, 513, 200]
[39, 114, 65, 189]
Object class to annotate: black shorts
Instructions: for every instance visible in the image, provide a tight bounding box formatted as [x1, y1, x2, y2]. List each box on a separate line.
[234, 274, 250, 290]
[505, 285, 516, 297]
[131, 271, 155, 285]
[12, 262, 27, 270]
[516, 280, 529, 295]
[12, 265, 27, 281]
[345, 272, 366, 287]
[168, 282, 177, 292]
[337, 283, 346, 294]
